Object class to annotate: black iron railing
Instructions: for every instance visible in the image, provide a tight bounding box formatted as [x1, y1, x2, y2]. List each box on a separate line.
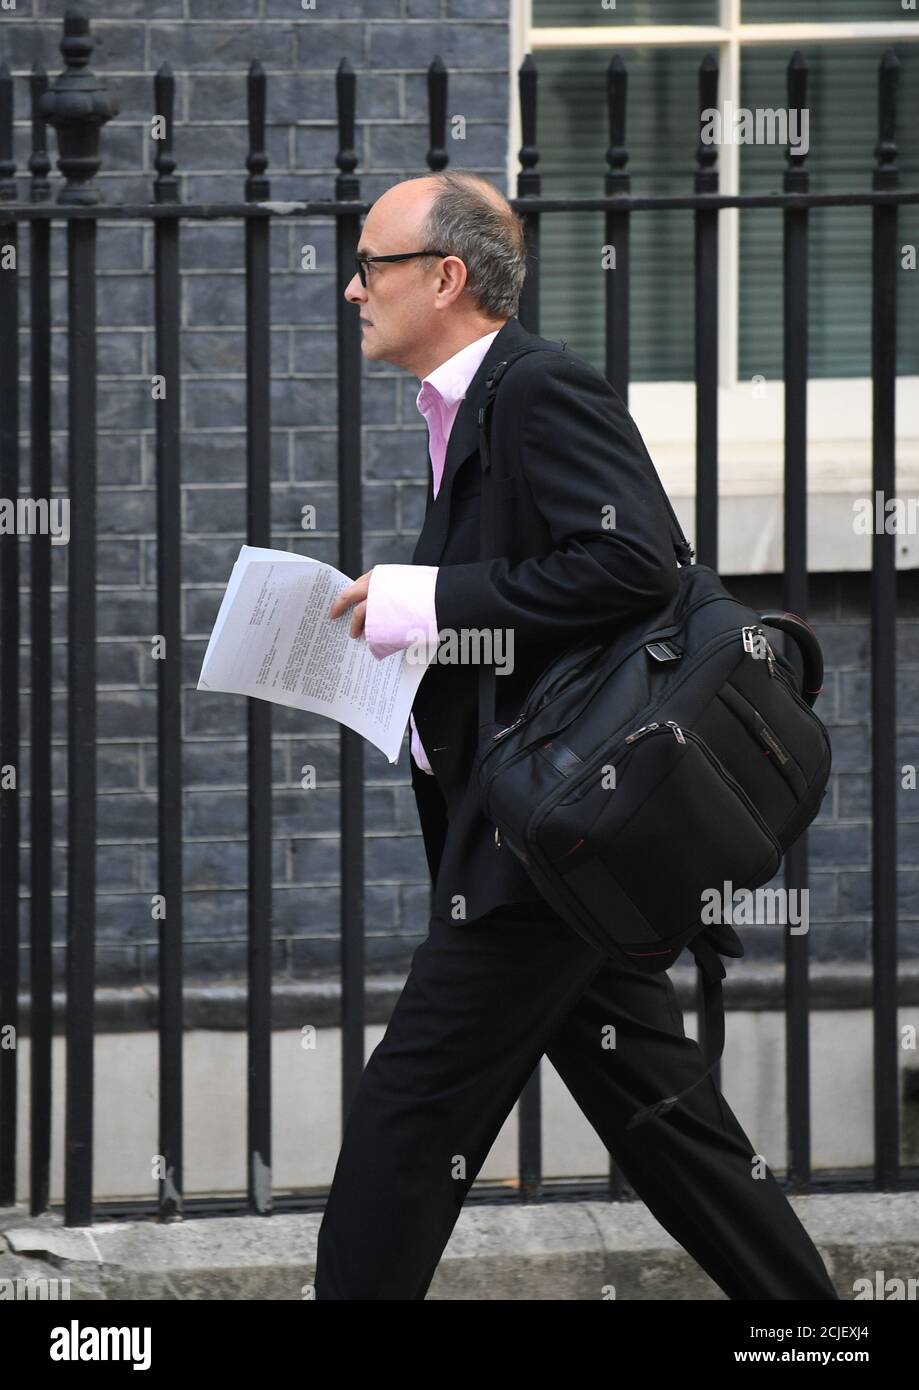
[0, 6, 916, 1226]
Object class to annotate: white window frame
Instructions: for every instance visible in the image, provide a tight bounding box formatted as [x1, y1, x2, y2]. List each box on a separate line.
[510, 1, 919, 574]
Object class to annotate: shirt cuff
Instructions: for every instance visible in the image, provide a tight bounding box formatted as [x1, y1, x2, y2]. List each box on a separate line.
[364, 564, 440, 661]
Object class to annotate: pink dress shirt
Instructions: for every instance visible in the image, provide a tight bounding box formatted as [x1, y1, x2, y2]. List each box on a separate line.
[364, 328, 501, 773]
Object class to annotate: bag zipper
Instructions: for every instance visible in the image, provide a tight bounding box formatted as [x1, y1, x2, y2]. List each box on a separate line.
[487, 587, 734, 752]
[490, 615, 822, 860]
[493, 621, 774, 848]
[665, 722, 784, 862]
[524, 718, 784, 867]
[482, 622, 680, 760]
[485, 613, 793, 845]
[486, 622, 746, 807]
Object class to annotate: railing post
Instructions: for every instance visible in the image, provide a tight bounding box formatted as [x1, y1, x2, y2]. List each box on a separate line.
[28, 60, 54, 1219]
[782, 50, 813, 1193]
[427, 55, 448, 173]
[244, 57, 273, 1216]
[604, 54, 629, 399]
[39, 2, 117, 207]
[694, 52, 719, 573]
[153, 59, 184, 1222]
[693, 51, 722, 1083]
[40, 2, 116, 1226]
[0, 59, 21, 1212]
[517, 53, 541, 333]
[870, 48, 900, 1191]
[334, 56, 367, 1126]
[514, 52, 544, 1204]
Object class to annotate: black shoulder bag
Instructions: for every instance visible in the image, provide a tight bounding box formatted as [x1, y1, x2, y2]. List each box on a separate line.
[474, 346, 832, 1130]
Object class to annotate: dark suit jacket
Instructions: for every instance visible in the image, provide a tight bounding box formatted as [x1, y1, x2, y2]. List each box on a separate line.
[408, 315, 680, 927]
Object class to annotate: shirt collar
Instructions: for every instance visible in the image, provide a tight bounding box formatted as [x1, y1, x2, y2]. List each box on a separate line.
[415, 328, 501, 415]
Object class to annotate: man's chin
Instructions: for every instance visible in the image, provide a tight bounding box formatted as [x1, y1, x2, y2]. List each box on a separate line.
[361, 335, 392, 364]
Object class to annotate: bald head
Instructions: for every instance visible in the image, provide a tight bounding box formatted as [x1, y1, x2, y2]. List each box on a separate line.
[344, 171, 527, 379]
[372, 171, 514, 240]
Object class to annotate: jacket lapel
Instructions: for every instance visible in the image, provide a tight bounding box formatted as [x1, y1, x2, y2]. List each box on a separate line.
[411, 316, 536, 566]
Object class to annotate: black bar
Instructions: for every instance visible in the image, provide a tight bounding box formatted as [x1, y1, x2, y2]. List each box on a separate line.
[782, 51, 812, 1191]
[515, 52, 544, 1202]
[63, 216, 98, 1227]
[694, 53, 719, 571]
[244, 59, 273, 1214]
[68, 1157, 919, 1224]
[28, 60, 53, 1218]
[605, 55, 629, 397]
[599, 53, 631, 1203]
[153, 60, 184, 1221]
[38, 0, 116, 1235]
[870, 50, 900, 1189]
[420, 57, 446, 935]
[428, 56, 447, 174]
[3, 188, 919, 223]
[694, 54, 720, 1071]
[334, 57, 367, 1127]
[0, 60, 20, 1210]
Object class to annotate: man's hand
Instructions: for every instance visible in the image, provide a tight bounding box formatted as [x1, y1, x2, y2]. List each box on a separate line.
[328, 568, 374, 638]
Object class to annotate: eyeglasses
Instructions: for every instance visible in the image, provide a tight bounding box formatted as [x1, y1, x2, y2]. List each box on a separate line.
[355, 249, 450, 288]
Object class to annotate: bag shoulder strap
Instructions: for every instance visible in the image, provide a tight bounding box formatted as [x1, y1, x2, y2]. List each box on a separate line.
[625, 937, 726, 1130]
[476, 343, 694, 728]
[478, 344, 695, 566]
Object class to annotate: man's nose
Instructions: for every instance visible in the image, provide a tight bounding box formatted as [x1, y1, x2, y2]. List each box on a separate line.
[344, 273, 365, 303]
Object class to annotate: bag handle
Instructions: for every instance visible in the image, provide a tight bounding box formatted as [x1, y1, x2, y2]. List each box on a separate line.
[759, 611, 825, 707]
[477, 345, 694, 729]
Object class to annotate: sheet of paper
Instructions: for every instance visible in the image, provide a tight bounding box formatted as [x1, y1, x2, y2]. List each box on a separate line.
[197, 545, 435, 763]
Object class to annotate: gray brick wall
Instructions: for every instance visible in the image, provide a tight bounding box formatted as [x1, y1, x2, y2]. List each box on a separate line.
[2, 1, 512, 986]
[4, 6, 917, 988]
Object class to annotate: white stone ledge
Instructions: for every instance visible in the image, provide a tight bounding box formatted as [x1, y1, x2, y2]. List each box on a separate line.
[628, 377, 919, 575]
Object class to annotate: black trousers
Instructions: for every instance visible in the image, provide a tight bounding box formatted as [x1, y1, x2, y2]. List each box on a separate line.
[314, 900, 839, 1301]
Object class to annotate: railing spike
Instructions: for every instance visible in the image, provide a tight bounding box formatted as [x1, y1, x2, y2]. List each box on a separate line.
[427, 55, 448, 172]
[246, 57, 269, 201]
[335, 57, 358, 198]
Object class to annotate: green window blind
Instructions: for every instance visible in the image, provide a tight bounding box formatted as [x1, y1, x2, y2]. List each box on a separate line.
[535, 43, 919, 382]
[743, 0, 897, 21]
[738, 43, 919, 380]
[533, 0, 718, 25]
[536, 46, 706, 380]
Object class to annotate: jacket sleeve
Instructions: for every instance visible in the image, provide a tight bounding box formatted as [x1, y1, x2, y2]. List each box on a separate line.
[433, 350, 680, 645]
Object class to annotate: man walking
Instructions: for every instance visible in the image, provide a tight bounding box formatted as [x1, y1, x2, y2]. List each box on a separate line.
[314, 171, 839, 1301]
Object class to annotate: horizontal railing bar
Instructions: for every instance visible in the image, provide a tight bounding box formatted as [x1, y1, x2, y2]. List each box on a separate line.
[2, 189, 919, 221]
[52, 1164, 919, 1225]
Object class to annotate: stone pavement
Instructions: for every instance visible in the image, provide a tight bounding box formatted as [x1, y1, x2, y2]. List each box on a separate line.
[2, 1191, 918, 1300]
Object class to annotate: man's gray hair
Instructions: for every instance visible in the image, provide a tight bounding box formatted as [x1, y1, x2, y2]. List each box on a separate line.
[416, 171, 527, 319]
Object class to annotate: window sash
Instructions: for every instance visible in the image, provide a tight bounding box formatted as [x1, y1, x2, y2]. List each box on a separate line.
[513, 1, 919, 388]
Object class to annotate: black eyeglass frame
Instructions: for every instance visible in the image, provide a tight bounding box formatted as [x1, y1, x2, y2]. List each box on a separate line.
[354, 249, 451, 287]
